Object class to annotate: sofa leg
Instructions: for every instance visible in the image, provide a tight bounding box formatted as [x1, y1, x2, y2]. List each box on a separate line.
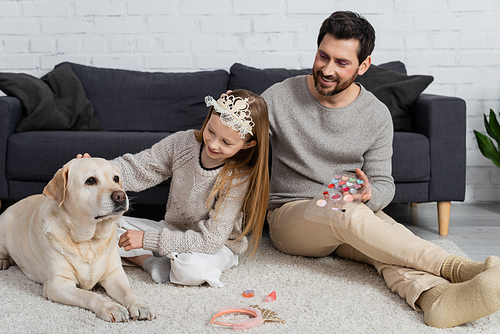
[437, 201, 450, 236]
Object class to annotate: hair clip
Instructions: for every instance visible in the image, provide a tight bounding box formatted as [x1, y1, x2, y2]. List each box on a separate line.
[249, 305, 286, 324]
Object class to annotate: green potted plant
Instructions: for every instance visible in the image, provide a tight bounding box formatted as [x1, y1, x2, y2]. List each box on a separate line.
[474, 109, 500, 167]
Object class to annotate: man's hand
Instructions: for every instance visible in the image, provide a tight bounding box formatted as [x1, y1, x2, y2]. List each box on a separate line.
[355, 168, 372, 203]
[119, 230, 145, 251]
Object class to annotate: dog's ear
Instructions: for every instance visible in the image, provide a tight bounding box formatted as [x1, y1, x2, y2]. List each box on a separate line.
[43, 165, 69, 206]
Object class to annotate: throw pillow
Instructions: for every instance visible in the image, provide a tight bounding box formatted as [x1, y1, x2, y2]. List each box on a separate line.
[0, 63, 103, 132]
[355, 64, 433, 132]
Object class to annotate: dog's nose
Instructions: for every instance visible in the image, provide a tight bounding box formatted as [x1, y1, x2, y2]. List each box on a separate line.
[111, 190, 126, 204]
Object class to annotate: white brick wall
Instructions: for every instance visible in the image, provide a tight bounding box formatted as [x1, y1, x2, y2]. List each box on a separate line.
[0, 0, 499, 203]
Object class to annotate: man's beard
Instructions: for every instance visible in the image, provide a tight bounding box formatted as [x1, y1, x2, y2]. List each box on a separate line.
[313, 69, 358, 97]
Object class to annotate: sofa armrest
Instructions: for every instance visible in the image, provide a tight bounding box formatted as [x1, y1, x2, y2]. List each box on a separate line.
[413, 93, 466, 202]
[0, 96, 23, 199]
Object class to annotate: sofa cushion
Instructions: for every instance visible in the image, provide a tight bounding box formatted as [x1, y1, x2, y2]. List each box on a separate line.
[228, 63, 311, 95]
[59, 62, 230, 132]
[227, 61, 406, 95]
[228, 62, 432, 132]
[7, 131, 171, 181]
[391, 132, 430, 183]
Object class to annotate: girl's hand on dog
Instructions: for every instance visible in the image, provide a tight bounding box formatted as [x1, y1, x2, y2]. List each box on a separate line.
[76, 153, 91, 159]
[119, 230, 145, 251]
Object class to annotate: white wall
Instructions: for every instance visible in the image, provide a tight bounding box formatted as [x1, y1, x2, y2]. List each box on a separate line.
[1, 0, 499, 203]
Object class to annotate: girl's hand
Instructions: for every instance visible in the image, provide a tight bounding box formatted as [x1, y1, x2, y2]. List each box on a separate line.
[76, 153, 91, 159]
[119, 230, 145, 251]
[355, 168, 372, 203]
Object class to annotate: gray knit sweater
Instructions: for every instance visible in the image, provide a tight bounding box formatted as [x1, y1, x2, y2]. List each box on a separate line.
[112, 130, 249, 255]
[262, 75, 395, 212]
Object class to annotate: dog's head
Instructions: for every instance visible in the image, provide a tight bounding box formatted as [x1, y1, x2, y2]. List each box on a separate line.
[43, 158, 129, 241]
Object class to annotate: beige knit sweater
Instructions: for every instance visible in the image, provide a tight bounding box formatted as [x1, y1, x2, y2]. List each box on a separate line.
[112, 130, 249, 255]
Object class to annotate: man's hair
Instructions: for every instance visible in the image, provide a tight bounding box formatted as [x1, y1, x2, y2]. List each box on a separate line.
[317, 11, 375, 64]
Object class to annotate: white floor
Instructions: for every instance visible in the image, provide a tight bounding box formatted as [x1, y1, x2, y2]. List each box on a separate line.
[384, 202, 500, 261]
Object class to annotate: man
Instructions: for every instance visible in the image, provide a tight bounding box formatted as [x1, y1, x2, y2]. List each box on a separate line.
[262, 10, 500, 328]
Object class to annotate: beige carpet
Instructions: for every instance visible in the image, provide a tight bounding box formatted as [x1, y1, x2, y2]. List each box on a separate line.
[1, 238, 499, 334]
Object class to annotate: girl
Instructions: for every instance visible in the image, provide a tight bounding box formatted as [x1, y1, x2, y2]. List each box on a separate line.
[81, 89, 269, 287]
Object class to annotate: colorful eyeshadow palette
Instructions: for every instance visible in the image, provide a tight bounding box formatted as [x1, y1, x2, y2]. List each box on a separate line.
[322, 174, 365, 204]
[304, 171, 371, 228]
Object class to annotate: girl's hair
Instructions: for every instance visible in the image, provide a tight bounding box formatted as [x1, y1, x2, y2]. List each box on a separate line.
[195, 89, 269, 255]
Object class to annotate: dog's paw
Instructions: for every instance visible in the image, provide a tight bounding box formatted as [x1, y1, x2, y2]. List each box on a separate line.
[99, 302, 130, 322]
[0, 258, 10, 270]
[128, 301, 155, 321]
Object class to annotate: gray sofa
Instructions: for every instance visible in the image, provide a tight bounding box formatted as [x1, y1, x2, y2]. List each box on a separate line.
[0, 61, 466, 235]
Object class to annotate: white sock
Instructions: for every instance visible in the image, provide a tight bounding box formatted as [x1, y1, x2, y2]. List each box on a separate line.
[143, 256, 171, 284]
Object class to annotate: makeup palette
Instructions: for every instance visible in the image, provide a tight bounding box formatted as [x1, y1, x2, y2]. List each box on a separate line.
[304, 171, 371, 228]
[322, 174, 365, 203]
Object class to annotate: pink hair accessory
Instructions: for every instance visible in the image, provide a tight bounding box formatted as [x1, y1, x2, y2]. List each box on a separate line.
[211, 306, 264, 330]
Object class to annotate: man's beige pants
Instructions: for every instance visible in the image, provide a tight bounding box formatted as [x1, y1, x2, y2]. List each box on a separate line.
[267, 200, 450, 310]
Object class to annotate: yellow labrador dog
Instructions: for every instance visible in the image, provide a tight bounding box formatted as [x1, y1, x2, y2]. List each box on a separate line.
[0, 158, 154, 322]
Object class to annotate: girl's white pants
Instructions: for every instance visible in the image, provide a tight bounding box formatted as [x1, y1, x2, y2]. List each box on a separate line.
[116, 216, 238, 287]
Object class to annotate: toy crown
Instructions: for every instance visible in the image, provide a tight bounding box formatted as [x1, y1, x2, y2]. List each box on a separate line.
[205, 94, 255, 138]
